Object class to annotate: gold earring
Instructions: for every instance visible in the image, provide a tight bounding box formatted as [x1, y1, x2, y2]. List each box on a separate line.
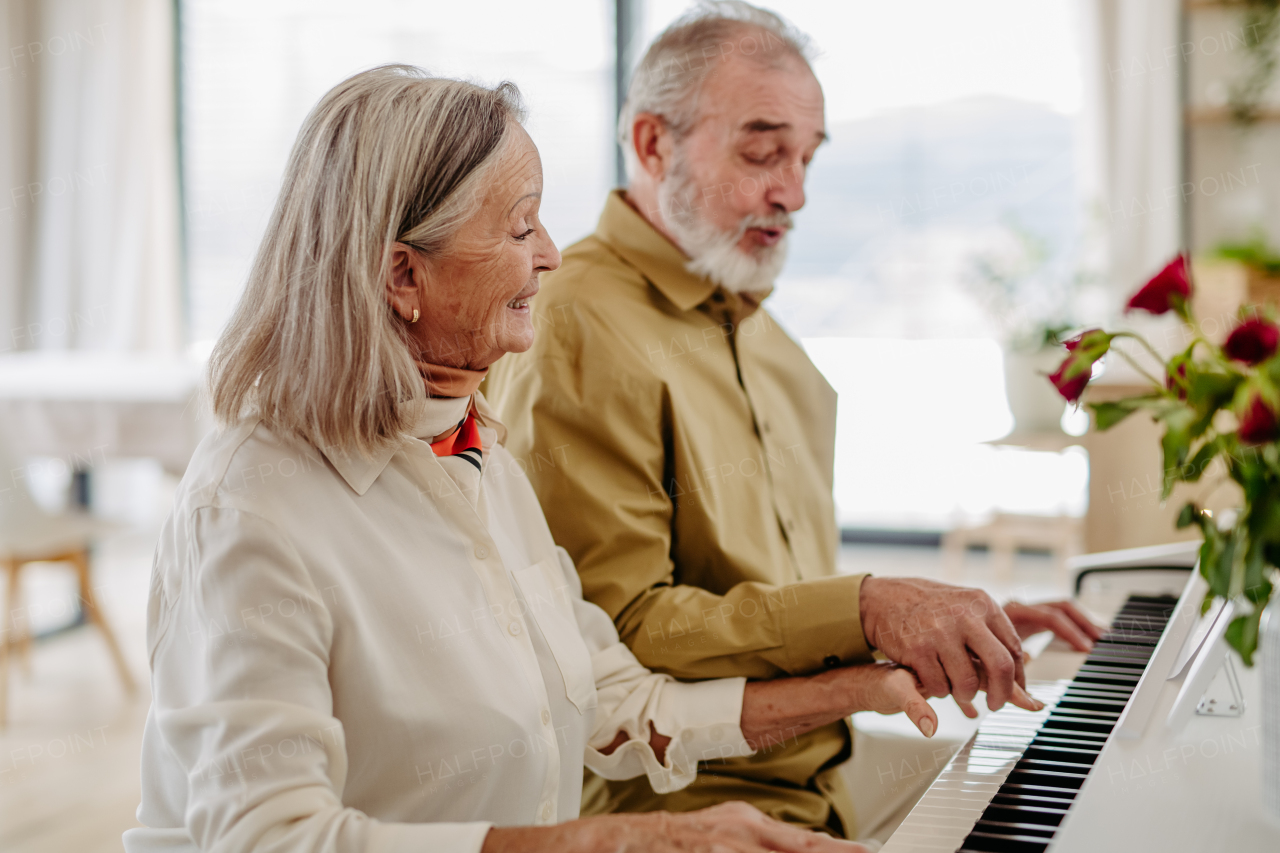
[411, 308, 420, 323]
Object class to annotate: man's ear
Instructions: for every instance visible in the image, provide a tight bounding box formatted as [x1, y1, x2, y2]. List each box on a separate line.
[385, 242, 425, 321]
[631, 113, 672, 180]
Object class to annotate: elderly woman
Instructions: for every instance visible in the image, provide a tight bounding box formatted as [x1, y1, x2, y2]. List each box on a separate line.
[124, 66, 938, 853]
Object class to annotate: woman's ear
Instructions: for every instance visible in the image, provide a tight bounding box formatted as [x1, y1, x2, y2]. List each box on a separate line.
[385, 242, 425, 322]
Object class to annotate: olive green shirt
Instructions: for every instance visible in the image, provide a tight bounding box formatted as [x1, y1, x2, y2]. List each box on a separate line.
[486, 191, 872, 834]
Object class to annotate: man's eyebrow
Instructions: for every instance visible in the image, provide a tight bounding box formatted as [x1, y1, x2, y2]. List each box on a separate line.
[742, 119, 788, 133]
[508, 191, 541, 216]
[741, 120, 828, 143]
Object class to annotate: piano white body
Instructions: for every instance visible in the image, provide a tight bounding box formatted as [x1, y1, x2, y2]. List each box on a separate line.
[881, 542, 1280, 852]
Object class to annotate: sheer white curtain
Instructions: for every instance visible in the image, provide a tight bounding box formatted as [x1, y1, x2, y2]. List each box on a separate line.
[0, 0, 181, 354]
[1082, 0, 1183, 295]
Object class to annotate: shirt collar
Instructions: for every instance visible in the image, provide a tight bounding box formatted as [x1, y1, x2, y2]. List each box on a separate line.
[595, 190, 773, 321]
[320, 391, 506, 496]
[595, 190, 718, 312]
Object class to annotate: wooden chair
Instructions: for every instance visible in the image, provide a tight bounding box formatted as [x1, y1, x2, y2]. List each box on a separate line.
[0, 442, 134, 727]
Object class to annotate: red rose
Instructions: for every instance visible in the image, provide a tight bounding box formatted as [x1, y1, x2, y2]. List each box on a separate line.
[1049, 356, 1092, 403]
[1237, 393, 1280, 445]
[1126, 255, 1192, 315]
[1223, 318, 1280, 365]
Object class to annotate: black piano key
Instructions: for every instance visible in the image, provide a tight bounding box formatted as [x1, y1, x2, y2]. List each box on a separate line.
[956, 593, 1178, 853]
[998, 783, 1079, 799]
[973, 820, 1057, 838]
[1037, 717, 1114, 735]
[1015, 756, 1095, 772]
[1004, 769, 1087, 790]
[960, 830, 1051, 852]
[981, 804, 1068, 827]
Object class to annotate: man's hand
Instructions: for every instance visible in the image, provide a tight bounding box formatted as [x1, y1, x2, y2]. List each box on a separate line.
[1004, 600, 1105, 652]
[859, 577, 1031, 715]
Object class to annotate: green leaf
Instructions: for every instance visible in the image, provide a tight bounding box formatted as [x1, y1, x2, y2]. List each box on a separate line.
[1090, 401, 1139, 430]
[1187, 371, 1242, 412]
[1176, 502, 1200, 529]
[1201, 532, 1235, 600]
[1160, 408, 1196, 499]
[1088, 394, 1163, 431]
[1224, 610, 1261, 667]
[1181, 437, 1223, 483]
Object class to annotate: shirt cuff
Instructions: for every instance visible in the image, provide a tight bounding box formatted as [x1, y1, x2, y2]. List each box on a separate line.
[780, 573, 872, 673]
[655, 675, 754, 775]
[585, 676, 753, 794]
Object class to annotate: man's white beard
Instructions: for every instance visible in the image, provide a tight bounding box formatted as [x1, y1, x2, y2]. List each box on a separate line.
[657, 159, 792, 294]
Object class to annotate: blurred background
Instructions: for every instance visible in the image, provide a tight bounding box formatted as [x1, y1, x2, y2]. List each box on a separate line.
[2, 0, 1279, 849]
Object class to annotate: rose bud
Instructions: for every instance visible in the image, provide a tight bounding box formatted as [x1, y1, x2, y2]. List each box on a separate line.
[1048, 329, 1112, 402]
[1223, 317, 1280, 365]
[1049, 356, 1092, 403]
[1237, 393, 1280, 445]
[1166, 362, 1188, 401]
[1126, 255, 1191, 315]
[1063, 328, 1109, 352]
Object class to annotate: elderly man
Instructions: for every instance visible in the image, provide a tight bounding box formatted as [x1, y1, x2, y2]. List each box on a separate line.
[485, 0, 1101, 841]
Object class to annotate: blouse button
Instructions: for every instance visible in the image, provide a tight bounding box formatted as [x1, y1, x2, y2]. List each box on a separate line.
[541, 709, 551, 726]
[508, 620, 522, 636]
[474, 545, 489, 559]
[541, 801, 554, 821]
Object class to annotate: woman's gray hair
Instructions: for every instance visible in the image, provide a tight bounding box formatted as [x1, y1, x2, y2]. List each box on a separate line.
[618, 1, 815, 179]
[209, 65, 524, 455]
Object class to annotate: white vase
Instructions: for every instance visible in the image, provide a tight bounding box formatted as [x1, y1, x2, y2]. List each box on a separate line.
[1263, 594, 1280, 820]
[1002, 347, 1067, 434]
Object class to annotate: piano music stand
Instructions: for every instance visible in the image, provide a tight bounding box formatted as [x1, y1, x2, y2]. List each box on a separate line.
[1167, 598, 1247, 733]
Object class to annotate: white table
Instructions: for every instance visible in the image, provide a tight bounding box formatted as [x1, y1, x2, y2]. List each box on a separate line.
[0, 351, 209, 475]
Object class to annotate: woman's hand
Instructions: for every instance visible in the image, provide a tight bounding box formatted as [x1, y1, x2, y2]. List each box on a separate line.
[738, 661, 938, 747]
[481, 801, 869, 853]
[827, 662, 939, 736]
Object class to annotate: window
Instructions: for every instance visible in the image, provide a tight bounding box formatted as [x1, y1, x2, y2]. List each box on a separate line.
[640, 0, 1092, 529]
[181, 0, 612, 347]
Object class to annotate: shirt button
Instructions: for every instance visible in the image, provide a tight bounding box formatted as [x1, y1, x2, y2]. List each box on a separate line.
[541, 801, 554, 820]
[508, 620, 522, 636]
[824, 655, 840, 668]
[541, 709, 551, 726]
[474, 545, 489, 559]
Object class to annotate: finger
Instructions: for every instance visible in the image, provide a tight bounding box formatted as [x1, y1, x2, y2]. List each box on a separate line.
[952, 693, 979, 718]
[909, 652, 951, 699]
[986, 606, 1027, 689]
[935, 642, 981, 707]
[1043, 607, 1095, 652]
[905, 695, 938, 738]
[964, 629, 1017, 711]
[1051, 600, 1106, 640]
[1010, 682, 1045, 712]
[885, 672, 939, 737]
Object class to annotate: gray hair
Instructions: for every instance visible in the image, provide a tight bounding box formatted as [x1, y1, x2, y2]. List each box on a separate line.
[209, 65, 524, 455]
[618, 1, 815, 180]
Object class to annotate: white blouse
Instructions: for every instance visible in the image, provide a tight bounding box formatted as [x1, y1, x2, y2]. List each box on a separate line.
[124, 393, 752, 853]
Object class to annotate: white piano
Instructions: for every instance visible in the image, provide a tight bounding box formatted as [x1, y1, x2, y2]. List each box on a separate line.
[880, 542, 1280, 852]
